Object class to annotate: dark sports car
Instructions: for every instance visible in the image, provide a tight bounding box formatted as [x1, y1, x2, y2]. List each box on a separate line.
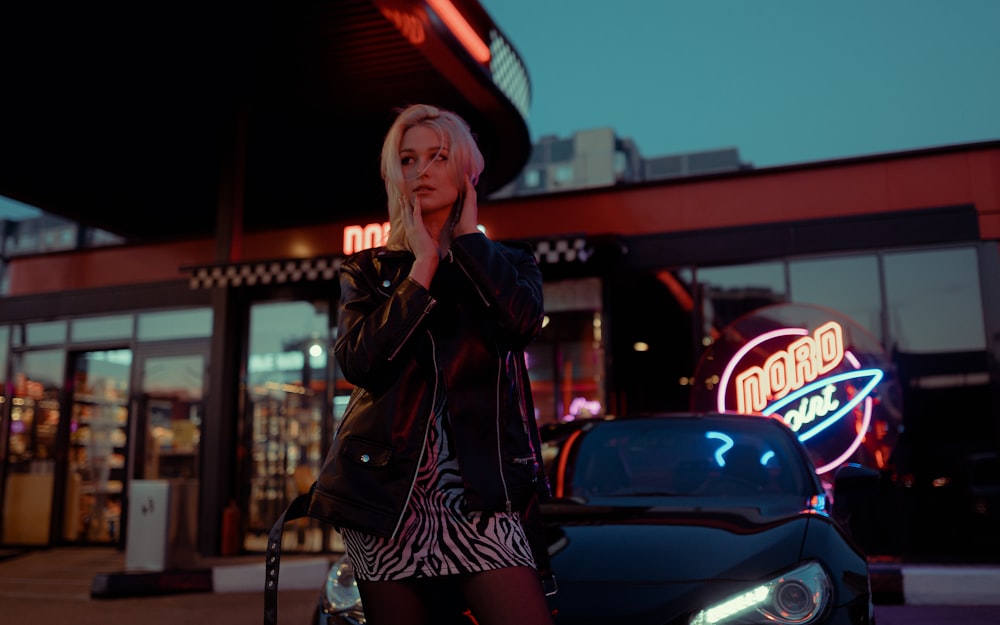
[539, 412, 876, 625]
[313, 412, 877, 624]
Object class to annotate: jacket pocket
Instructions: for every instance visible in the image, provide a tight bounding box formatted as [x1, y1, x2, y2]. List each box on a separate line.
[341, 437, 393, 468]
[308, 436, 405, 536]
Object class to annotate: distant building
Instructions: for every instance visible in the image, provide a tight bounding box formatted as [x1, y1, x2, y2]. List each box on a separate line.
[643, 147, 751, 180]
[1, 210, 124, 295]
[490, 127, 752, 198]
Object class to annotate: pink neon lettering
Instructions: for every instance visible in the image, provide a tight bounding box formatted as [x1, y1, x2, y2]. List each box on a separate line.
[816, 321, 843, 375]
[736, 366, 767, 413]
[343, 226, 363, 255]
[734, 321, 845, 413]
[790, 336, 818, 390]
[764, 351, 791, 401]
[343, 222, 391, 254]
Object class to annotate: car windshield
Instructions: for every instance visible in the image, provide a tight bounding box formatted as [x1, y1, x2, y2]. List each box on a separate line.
[565, 417, 811, 499]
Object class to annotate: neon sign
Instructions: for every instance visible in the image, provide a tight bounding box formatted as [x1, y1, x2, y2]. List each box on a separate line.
[763, 368, 882, 443]
[343, 222, 390, 255]
[692, 304, 900, 476]
[342, 221, 485, 254]
[732, 321, 844, 413]
[565, 396, 602, 421]
[378, 6, 426, 46]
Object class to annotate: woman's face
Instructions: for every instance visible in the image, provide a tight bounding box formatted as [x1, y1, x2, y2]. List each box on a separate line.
[399, 124, 461, 217]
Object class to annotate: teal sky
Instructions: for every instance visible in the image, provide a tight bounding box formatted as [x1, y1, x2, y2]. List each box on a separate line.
[481, 0, 1000, 167]
[5, 1, 998, 220]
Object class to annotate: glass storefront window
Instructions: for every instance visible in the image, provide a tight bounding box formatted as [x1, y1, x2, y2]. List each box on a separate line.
[6, 350, 64, 467]
[0, 324, 8, 381]
[789, 255, 883, 343]
[24, 321, 67, 346]
[66, 349, 132, 544]
[0, 326, 8, 458]
[2, 349, 64, 545]
[528, 279, 606, 424]
[244, 301, 330, 552]
[691, 262, 786, 341]
[137, 308, 213, 341]
[528, 310, 605, 424]
[138, 351, 205, 480]
[71, 314, 135, 343]
[883, 247, 986, 352]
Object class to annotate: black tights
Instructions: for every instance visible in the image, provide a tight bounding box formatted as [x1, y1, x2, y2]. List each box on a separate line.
[356, 566, 555, 625]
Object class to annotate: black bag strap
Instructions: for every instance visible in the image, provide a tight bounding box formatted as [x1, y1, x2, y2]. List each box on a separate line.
[264, 489, 314, 625]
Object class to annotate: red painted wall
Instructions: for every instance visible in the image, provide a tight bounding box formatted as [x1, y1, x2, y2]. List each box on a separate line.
[478, 146, 1000, 241]
[7, 144, 1000, 297]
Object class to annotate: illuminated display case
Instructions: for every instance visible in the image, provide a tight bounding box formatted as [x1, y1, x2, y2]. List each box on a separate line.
[242, 302, 330, 553]
[66, 350, 132, 544]
[246, 388, 322, 529]
[2, 350, 63, 545]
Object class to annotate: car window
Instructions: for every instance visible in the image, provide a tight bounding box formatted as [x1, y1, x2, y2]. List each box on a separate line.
[566, 418, 808, 498]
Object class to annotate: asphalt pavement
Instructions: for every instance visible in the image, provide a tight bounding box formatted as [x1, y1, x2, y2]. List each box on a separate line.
[875, 605, 1000, 625]
[0, 546, 323, 625]
[2, 547, 1000, 625]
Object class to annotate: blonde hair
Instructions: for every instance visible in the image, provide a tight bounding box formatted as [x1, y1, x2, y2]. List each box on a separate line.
[380, 104, 485, 251]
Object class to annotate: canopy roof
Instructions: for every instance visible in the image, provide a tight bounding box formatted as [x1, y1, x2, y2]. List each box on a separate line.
[0, 0, 531, 240]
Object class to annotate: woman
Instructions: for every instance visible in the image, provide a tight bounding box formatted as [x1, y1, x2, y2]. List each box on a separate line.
[323, 103, 554, 625]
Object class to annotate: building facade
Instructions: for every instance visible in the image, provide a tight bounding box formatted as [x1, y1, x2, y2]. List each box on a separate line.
[2, 139, 999, 562]
[0, 0, 538, 560]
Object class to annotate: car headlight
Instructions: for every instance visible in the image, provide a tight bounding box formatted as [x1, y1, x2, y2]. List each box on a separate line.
[322, 553, 365, 622]
[689, 561, 832, 625]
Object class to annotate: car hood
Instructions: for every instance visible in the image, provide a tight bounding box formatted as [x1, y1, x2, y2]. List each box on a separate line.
[542, 498, 819, 583]
[540, 499, 829, 624]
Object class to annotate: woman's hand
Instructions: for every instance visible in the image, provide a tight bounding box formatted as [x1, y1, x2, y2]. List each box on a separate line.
[453, 176, 480, 237]
[404, 195, 439, 288]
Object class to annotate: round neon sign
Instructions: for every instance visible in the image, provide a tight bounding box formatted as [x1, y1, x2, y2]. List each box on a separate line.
[691, 304, 901, 475]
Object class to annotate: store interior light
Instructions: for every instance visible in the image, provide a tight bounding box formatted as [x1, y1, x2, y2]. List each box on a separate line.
[426, 0, 491, 63]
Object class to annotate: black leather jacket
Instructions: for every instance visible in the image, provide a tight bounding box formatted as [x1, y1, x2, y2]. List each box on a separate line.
[308, 232, 550, 539]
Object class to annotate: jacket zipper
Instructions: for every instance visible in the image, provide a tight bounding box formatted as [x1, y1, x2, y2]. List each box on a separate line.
[450, 250, 491, 307]
[391, 329, 438, 539]
[494, 353, 512, 513]
[512, 352, 542, 480]
[388, 295, 437, 362]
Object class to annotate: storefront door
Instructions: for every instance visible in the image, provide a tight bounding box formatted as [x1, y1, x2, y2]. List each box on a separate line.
[63, 348, 132, 545]
[243, 300, 331, 552]
[122, 343, 208, 553]
[133, 345, 208, 482]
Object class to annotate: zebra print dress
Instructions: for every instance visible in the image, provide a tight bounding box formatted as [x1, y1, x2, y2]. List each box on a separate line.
[340, 398, 536, 581]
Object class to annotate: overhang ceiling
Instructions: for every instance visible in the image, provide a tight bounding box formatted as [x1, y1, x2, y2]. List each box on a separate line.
[0, 0, 531, 240]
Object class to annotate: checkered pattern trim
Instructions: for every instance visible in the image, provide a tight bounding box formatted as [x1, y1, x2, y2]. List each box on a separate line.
[185, 239, 591, 288]
[532, 238, 592, 264]
[186, 256, 342, 289]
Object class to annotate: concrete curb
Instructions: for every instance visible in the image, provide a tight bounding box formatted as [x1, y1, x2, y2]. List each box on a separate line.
[866, 563, 1000, 607]
[902, 565, 1000, 606]
[213, 557, 331, 593]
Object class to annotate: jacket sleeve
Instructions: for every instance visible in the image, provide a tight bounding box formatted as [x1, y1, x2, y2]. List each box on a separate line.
[449, 232, 544, 348]
[334, 256, 436, 389]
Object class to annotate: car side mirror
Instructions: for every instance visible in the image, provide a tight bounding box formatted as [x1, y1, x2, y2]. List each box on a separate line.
[832, 463, 881, 552]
